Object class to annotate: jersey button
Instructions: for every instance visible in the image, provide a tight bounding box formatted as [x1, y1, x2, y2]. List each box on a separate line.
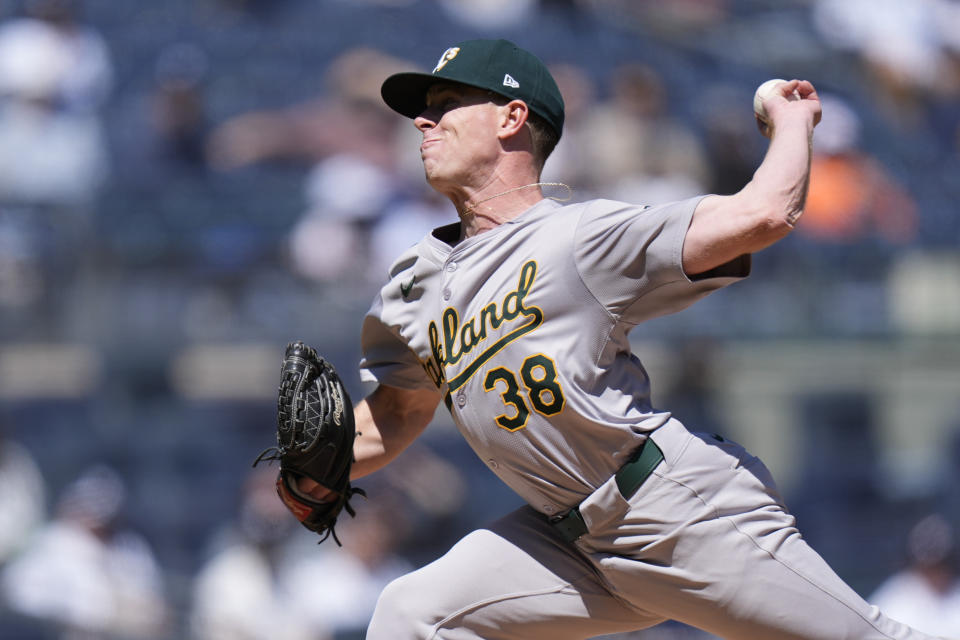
[456, 392, 466, 408]
[443, 289, 451, 301]
[542, 505, 556, 515]
[446, 262, 458, 273]
[487, 459, 499, 469]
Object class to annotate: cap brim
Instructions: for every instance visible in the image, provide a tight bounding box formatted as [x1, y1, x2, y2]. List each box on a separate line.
[381, 71, 491, 120]
[381, 72, 441, 120]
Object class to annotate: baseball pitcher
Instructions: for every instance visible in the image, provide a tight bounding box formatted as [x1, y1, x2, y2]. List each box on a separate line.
[274, 39, 946, 640]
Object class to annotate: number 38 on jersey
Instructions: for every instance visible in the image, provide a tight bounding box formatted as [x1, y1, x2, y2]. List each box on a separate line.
[483, 353, 565, 432]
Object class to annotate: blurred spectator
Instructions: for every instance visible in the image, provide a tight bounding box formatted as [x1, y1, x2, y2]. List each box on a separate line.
[367, 188, 453, 281]
[18, 0, 113, 112]
[109, 41, 212, 192]
[1, 465, 168, 639]
[0, 0, 113, 333]
[653, 338, 726, 437]
[695, 82, 766, 196]
[578, 0, 730, 38]
[286, 153, 399, 285]
[800, 94, 918, 244]
[376, 440, 468, 525]
[190, 466, 412, 640]
[212, 0, 295, 18]
[0, 426, 45, 566]
[205, 47, 421, 289]
[811, 0, 960, 124]
[580, 62, 711, 204]
[205, 47, 413, 172]
[868, 513, 960, 637]
[541, 63, 601, 193]
[148, 42, 211, 172]
[0, 207, 46, 316]
[0, 0, 112, 206]
[293, 495, 414, 636]
[190, 466, 328, 640]
[435, 0, 538, 31]
[288, 150, 463, 288]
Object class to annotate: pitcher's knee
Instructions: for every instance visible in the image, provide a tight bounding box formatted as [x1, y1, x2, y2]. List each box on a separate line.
[367, 571, 440, 639]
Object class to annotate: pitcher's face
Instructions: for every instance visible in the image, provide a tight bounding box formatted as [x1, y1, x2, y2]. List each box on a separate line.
[414, 83, 504, 191]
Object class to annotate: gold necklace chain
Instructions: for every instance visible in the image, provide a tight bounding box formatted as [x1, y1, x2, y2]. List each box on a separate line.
[461, 181, 573, 217]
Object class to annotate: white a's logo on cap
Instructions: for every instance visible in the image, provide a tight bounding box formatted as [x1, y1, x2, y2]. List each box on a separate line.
[503, 74, 520, 88]
[433, 47, 461, 73]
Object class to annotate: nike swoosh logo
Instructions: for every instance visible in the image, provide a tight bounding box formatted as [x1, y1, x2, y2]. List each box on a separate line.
[401, 276, 415, 298]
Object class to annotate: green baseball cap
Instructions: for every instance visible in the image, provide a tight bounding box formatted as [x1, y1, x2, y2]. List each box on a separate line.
[380, 39, 564, 138]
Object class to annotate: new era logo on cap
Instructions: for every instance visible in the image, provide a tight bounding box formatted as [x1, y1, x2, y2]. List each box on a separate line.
[503, 74, 519, 89]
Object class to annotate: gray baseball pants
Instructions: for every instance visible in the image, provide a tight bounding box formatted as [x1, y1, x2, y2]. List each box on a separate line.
[367, 419, 940, 639]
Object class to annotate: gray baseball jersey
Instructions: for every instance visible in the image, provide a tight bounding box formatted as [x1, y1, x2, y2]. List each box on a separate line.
[359, 196, 941, 639]
[359, 195, 749, 516]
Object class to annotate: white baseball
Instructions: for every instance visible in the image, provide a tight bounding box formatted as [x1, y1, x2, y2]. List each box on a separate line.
[753, 78, 799, 123]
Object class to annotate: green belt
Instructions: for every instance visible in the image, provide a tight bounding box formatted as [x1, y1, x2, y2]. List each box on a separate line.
[550, 438, 664, 543]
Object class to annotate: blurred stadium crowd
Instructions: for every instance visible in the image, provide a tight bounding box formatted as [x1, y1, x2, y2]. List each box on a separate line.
[0, 0, 959, 638]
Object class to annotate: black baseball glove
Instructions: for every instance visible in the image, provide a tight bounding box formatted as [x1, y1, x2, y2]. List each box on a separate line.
[254, 341, 363, 544]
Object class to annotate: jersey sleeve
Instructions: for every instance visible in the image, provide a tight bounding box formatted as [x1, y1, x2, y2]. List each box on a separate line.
[575, 196, 750, 325]
[358, 292, 436, 391]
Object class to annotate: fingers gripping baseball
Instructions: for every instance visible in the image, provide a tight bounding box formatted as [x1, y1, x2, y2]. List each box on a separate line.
[754, 79, 821, 138]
